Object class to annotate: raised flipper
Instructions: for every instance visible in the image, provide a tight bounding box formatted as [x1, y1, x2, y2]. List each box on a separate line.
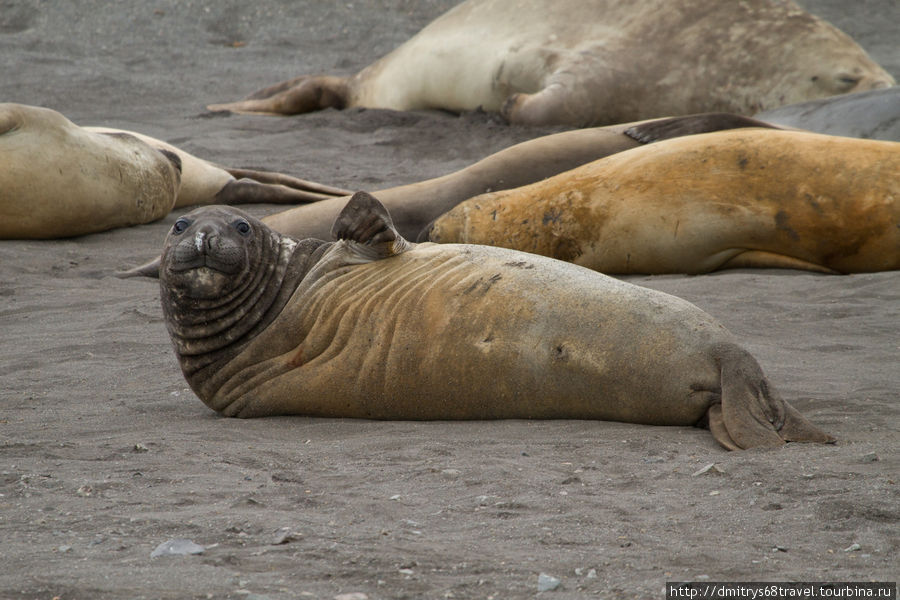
[332, 191, 412, 261]
[207, 76, 350, 116]
[719, 250, 839, 274]
[624, 114, 782, 143]
[711, 343, 835, 450]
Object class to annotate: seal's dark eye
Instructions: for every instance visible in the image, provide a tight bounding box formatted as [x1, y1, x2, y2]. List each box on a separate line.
[233, 220, 251, 236]
[172, 218, 190, 235]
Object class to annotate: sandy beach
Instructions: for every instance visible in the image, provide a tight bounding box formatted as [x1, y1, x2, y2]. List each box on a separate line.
[1, 1, 898, 598]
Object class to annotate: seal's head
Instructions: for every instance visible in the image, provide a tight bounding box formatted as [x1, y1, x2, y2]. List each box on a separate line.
[159, 205, 331, 380]
[160, 205, 263, 300]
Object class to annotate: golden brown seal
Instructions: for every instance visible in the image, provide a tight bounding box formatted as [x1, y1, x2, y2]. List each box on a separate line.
[158, 192, 834, 450]
[424, 129, 900, 274]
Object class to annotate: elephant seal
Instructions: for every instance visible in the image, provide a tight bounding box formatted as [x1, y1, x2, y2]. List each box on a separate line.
[1, 104, 181, 239]
[159, 192, 834, 450]
[754, 87, 900, 141]
[0, 104, 351, 239]
[424, 128, 900, 274]
[207, 0, 894, 126]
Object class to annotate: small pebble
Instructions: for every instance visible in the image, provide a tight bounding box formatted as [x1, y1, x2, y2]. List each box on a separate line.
[537, 573, 561, 592]
[150, 538, 205, 558]
[844, 543, 861, 552]
[271, 527, 300, 545]
[861, 452, 879, 463]
[692, 463, 725, 477]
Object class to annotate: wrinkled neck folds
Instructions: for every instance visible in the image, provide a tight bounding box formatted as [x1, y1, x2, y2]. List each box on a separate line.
[162, 233, 326, 379]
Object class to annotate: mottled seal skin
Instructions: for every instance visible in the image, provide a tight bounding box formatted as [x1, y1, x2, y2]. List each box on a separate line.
[208, 0, 894, 126]
[0, 103, 351, 240]
[159, 192, 834, 451]
[424, 129, 900, 274]
[754, 87, 900, 141]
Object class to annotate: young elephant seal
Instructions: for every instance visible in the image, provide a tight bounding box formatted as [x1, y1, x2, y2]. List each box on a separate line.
[159, 192, 834, 451]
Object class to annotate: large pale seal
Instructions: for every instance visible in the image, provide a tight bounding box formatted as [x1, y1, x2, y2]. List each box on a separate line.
[159, 191, 834, 450]
[1, 104, 181, 239]
[0, 104, 350, 239]
[424, 128, 900, 274]
[208, 0, 894, 126]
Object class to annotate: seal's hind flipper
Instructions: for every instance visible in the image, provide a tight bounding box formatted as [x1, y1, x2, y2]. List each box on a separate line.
[115, 256, 161, 279]
[332, 191, 412, 261]
[207, 76, 349, 116]
[714, 343, 833, 449]
[624, 114, 780, 144]
[775, 401, 836, 445]
[706, 404, 741, 451]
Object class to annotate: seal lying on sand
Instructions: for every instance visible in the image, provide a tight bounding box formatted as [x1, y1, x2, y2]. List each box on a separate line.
[0, 104, 350, 239]
[423, 128, 900, 274]
[754, 87, 900, 141]
[208, 0, 894, 126]
[159, 192, 834, 450]
[121, 113, 775, 277]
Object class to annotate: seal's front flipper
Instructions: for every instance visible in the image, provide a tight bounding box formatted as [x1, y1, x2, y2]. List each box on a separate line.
[624, 114, 780, 144]
[332, 191, 413, 261]
[115, 255, 161, 279]
[715, 343, 833, 449]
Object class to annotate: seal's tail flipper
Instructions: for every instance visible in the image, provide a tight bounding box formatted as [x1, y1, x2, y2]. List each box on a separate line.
[624, 113, 781, 144]
[207, 76, 350, 116]
[712, 343, 834, 450]
[331, 191, 413, 261]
